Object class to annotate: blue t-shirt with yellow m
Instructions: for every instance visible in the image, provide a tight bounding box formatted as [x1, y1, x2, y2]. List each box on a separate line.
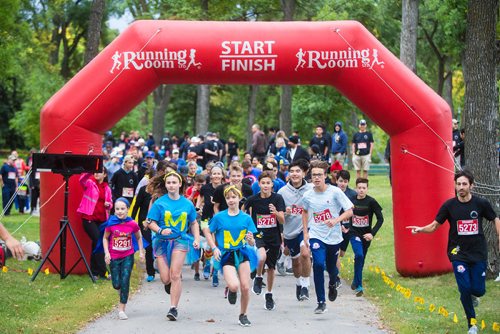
[209, 210, 257, 250]
[147, 194, 197, 239]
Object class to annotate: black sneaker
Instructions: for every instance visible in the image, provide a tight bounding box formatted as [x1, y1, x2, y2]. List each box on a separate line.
[314, 302, 327, 314]
[300, 286, 310, 301]
[265, 293, 275, 310]
[472, 295, 480, 307]
[167, 307, 178, 321]
[228, 290, 237, 305]
[350, 281, 356, 290]
[194, 273, 200, 281]
[239, 314, 251, 327]
[164, 283, 171, 295]
[328, 284, 338, 302]
[252, 276, 263, 295]
[296, 285, 301, 301]
[335, 276, 342, 289]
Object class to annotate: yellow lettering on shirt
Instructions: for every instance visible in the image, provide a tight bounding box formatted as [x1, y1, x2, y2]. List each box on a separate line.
[223, 229, 247, 249]
[164, 211, 187, 231]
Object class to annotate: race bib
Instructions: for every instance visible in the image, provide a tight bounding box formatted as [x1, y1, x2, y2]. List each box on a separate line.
[7, 172, 16, 180]
[18, 189, 27, 196]
[112, 236, 132, 251]
[291, 204, 304, 215]
[457, 219, 478, 236]
[352, 215, 369, 228]
[122, 187, 133, 197]
[257, 214, 277, 228]
[313, 208, 332, 224]
[357, 142, 367, 149]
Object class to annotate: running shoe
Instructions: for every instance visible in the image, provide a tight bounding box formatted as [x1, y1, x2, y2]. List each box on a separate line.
[296, 285, 301, 301]
[167, 307, 178, 321]
[328, 284, 338, 301]
[238, 314, 252, 327]
[164, 283, 171, 295]
[228, 290, 237, 305]
[335, 276, 342, 289]
[300, 286, 310, 301]
[355, 286, 364, 297]
[265, 292, 276, 310]
[286, 268, 294, 275]
[203, 262, 211, 280]
[212, 272, 219, 287]
[350, 281, 356, 290]
[252, 276, 263, 295]
[277, 262, 286, 276]
[118, 311, 128, 320]
[468, 325, 478, 334]
[194, 273, 200, 281]
[471, 295, 480, 307]
[146, 275, 155, 282]
[314, 302, 327, 314]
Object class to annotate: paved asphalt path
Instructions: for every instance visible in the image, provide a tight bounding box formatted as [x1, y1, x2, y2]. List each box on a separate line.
[80, 269, 388, 334]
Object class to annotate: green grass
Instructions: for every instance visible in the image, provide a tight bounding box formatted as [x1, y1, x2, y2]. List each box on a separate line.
[0, 212, 144, 334]
[339, 174, 500, 334]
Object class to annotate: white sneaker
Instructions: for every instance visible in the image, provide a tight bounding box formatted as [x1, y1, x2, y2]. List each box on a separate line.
[495, 273, 500, 282]
[118, 311, 128, 320]
[468, 325, 478, 334]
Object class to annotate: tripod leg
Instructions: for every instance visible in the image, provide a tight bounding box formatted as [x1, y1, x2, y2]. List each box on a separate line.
[66, 221, 96, 283]
[31, 221, 68, 282]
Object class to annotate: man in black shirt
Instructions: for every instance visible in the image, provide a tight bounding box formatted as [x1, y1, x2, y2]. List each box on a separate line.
[213, 163, 252, 213]
[309, 125, 329, 161]
[408, 170, 500, 334]
[351, 119, 374, 179]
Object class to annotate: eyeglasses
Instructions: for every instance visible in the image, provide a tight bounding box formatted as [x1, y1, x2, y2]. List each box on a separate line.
[311, 173, 324, 178]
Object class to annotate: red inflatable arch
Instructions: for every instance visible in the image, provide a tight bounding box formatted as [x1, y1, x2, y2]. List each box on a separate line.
[40, 20, 454, 277]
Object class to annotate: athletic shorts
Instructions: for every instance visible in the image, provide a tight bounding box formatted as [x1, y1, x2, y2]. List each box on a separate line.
[352, 154, 370, 171]
[221, 250, 250, 268]
[284, 232, 304, 258]
[153, 238, 188, 258]
[255, 238, 280, 270]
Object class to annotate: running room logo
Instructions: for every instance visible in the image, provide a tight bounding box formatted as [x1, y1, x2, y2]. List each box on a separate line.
[109, 48, 202, 74]
[294, 47, 384, 71]
[220, 40, 277, 72]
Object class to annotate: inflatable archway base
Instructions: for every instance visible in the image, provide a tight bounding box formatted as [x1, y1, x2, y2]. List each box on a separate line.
[40, 20, 453, 277]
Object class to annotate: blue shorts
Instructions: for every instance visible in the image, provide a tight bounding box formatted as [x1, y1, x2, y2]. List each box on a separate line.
[153, 238, 188, 258]
[284, 232, 304, 258]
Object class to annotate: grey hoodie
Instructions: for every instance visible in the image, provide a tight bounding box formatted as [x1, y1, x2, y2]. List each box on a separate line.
[277, 180, 314, 239]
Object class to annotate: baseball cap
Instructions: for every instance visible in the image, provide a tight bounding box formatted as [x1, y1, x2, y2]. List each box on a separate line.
[190, 136, 200, 143]
[172, 149, 179, 154]
[187, 152, 197, 159]
[359, 119, 367, 125]
[280, 159, 290, 166]
[145, 151, 155, 158]
[452, 118, 458, 124]
[289, 135, 299, 144]
[330, 161, 343, 172]
[8, 155, 16, 161]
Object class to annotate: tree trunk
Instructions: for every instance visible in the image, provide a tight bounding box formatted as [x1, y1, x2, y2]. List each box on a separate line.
[280, 85, 292, 135]
[400, 0, 419, 73]
[247, 85, 259, 152]
[152, 85, 174, 145]
[280, 0, 295, 135]
[84, 0, 105, 65]
[196, 85, 210, 135]
[443, 69, 454, 114]
[463, 0, 499, 277]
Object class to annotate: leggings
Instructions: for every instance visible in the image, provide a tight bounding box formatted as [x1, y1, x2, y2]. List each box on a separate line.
[110, 254, 135, 304]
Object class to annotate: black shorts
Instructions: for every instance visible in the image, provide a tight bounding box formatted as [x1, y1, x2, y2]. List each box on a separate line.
[221, 250, 249, 268]
[255, 238, 280, 270]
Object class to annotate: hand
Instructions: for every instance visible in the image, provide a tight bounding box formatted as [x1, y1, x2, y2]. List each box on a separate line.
[160, 228, 172, 236]
[269, 204, 277, 214]
[406, 226, 421, 234]
[325, 218, 339, 228]
[341, 225, 349, 234]
[285, 206, 292, 215]
[363, 233, 373, 241]
[245, 232, 254, 245]
[104, 202, 112, 209]
[303, 233, 310, 248]
[139, 251, 145, 263]
[368, 156, 372, 163]
[213, 247, 221, 261]
[193, 238, 200, 249]
[5, 236, 24, 260]
[104, 253, 111, 265]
